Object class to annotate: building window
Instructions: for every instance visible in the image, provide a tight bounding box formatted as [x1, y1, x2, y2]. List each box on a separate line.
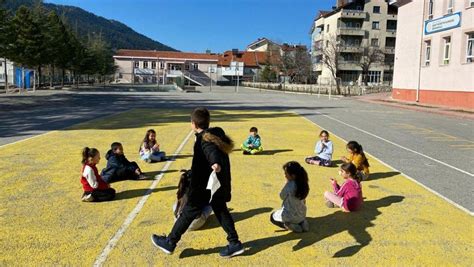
[428, 0, 434, 19]
[134, 61, 139, 68]
[373, 6, 381, 13]
[372, 21, 380, 30]
[447, 0, 454, 14]
[185, 64, 190, 70]
[470, 0, 474, 8]
[159, 61, 164, 69]
[0, 61, 3, 67]
[151, 61, 156, 69]
[467, 33, 474, 63]
[327, 24, 330, 32]
[192, 63, 199, 70]
[424, 40, 431, 66]
[356, 6, 362, 10]
[143, 61, 148, 69]
[368, 71, 381, 83]
[371, 38, 379, 47]
[443, 36, 451, 65]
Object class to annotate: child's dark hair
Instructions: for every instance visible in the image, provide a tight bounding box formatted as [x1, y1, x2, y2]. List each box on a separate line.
[319, 130, 329, 137]
[140, 129, 156, 151]
[250, 127, 258, 133]
[346, 141, 370, 167]
[191, 107, 210, 129]
[81, 147, 99, 164]
[283, 161, 309, 200]
[340, 162, 357, 178]
[111, 142, 122, 151]
[177, 169, 192, 200]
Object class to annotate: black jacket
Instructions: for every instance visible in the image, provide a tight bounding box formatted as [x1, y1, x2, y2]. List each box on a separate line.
[188, 127, 234, 206]
[101, 150, 139, 183]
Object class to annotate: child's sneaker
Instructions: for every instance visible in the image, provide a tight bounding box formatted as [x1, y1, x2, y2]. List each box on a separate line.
[242, 151, 250, 155]
[151, 234, 176, 254]
[219, 241, 244, 258]
[138, 173, 147, 180]
[81, 193, 94, 202]
[145, 158, 152, 163]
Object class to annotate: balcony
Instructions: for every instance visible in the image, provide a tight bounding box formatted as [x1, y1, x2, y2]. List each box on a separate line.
[339, 60, 361, 70]
[337, 27, 366, 36]
[386, 29, 397, 37]
[166, 70, 183, 77]
[340, 46, 364, 53]
[384, 47, 395, 54]
[340, 9, 367, 19]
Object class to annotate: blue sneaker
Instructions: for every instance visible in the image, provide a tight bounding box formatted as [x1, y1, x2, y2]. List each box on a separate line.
[219, 241, 244, 258]
[151, 234, 176, 254]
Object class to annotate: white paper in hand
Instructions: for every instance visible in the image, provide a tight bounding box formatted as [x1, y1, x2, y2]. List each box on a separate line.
[206, 171, 221, 203]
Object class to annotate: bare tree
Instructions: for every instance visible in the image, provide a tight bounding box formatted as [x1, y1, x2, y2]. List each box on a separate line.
[359, 45, 384, 85]
[320, 34, 342, 94]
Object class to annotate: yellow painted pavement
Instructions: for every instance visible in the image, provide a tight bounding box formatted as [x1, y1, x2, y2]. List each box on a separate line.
[0, 109, 472, 266]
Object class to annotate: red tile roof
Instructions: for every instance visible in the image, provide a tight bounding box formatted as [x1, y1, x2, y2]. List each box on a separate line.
[218, 50, 280, 67]
[114, 49, 219, 61]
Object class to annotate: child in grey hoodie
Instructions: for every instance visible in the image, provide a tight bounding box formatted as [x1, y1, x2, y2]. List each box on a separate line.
[270, 161, 310, 233]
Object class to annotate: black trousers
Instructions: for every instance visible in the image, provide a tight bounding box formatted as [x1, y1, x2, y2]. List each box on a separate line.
[84, 188, 116, 202]
[168, 199, 239, 245]
[115, 162, 140, 181]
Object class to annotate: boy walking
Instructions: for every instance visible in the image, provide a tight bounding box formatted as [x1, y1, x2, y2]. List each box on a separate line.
[151, 107, 244, 258]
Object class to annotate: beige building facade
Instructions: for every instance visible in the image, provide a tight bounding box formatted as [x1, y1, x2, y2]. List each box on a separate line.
[311, 0, 398, 85]
[391, 0, 474, 109]
[113, 50, 218, 86]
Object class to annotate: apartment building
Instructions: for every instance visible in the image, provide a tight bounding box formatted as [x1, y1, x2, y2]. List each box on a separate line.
[113, 50, 218, 86]
[390, 0, 474, 109]
[310, 0, 398, 85]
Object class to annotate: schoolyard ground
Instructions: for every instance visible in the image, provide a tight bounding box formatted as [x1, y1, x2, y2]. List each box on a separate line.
[0, 108, 472, 266]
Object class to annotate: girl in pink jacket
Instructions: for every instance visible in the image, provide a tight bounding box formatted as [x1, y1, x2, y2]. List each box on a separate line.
[324, 162, 363, 212]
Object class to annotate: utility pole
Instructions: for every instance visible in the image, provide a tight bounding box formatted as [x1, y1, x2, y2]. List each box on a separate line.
[3, 58, 7, 94]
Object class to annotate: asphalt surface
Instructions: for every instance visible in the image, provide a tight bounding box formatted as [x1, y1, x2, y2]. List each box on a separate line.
[0, 86, 472, 213]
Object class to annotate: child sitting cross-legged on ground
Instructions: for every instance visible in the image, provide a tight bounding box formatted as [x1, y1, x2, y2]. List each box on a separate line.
[305, 130, 333, 167]
[270, 161, 310, 233]
[324, 162, 363, 212]
[173, 169, 212, 230]
[139, 129, 166, 163]
[80, 147, 115, 202]
[101, 142, 145, 183]
[241, 127, 263, 155]
[341, 141, 370, 181]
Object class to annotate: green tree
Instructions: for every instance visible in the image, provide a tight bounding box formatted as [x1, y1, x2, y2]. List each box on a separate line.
[0, 0, 14, 89]
[10, 6, 45, 89]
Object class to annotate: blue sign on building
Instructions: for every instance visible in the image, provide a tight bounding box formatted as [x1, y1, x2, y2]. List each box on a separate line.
[425, 12, 462, 35]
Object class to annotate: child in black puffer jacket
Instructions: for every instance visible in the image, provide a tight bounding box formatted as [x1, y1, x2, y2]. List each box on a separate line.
[101, 142, 145, 183]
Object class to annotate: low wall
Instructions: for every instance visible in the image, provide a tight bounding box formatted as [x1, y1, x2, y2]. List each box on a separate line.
[242, 82, 392, 95]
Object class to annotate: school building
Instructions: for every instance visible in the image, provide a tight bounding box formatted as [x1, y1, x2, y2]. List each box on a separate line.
[390, 0, 474, 109]
[310, 0, 398, 85]
[113, 50, 219, 86]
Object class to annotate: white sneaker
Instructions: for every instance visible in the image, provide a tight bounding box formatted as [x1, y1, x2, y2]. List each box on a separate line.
[81, 194, 94, 202]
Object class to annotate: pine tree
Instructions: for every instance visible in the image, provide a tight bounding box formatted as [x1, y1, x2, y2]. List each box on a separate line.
[0, 1, 13, 89]
[11, 6, 45, 89]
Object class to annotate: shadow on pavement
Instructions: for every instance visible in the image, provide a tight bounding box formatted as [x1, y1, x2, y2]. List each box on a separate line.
[256, 149, 293, 155]
[114, 185, 178, 200]
[366, 171, 401, 181]
[179, 196, 404, 258]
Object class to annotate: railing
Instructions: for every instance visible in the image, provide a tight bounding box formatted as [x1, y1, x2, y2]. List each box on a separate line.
[337, 27, 366, 36]
[340, 46, 364, 53]
[340, 9, 367, 19]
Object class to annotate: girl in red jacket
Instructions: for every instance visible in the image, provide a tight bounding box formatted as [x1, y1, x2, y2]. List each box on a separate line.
[81, 147, 116, 202]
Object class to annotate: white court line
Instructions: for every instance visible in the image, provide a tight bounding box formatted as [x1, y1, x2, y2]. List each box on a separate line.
[93, 130, 194, 267]
[313, 112, 474, 177]
[300, 115, 474, 216]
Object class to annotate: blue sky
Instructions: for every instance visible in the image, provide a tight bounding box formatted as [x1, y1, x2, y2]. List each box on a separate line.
[46, 0, 334, 53]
